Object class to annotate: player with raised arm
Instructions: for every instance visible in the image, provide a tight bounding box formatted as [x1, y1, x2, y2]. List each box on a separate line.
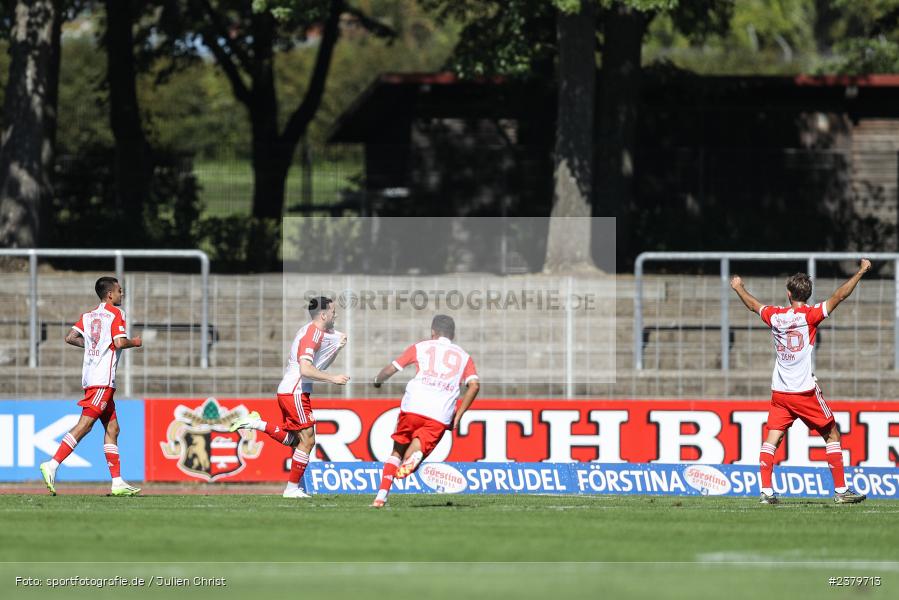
[230, 297, 349, 498]
[369, 314, 479, 508]
[731, 259, 871, 504]
[40, 277, 143, 496]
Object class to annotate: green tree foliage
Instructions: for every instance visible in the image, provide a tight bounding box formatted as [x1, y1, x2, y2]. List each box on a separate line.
[5, 3, 454, 162]
[820, 0, 899, 73]
[643, 0, 899, 75]
[38, 12, 203, 255]
[56, 35, 112, 153]
[51, 146, 201, 250]
[0, 1, 457, 268]
[125, 0, 456, 160]
[417, 0, 728, 78]
[645, 0, 817, 73]
[420, 0, 732, 270]
[419, 0, 557, 78]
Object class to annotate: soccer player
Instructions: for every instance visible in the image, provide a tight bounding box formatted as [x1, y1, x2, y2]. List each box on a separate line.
[369, 314, 479, 508]
[39, 277, 143, 496]
[731, 259, 871, 504]
[230, 297, 349, 498]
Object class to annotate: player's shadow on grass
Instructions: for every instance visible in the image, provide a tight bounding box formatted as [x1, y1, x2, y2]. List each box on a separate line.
[406, 501, 475, 509]
[769, 500, 839, 507]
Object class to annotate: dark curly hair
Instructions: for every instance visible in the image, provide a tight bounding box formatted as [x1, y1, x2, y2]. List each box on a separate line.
[786, 273, 812, 302]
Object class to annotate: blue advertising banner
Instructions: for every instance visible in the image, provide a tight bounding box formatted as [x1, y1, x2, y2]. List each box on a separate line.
[304, 462, 899, 499]
[0, 400, 144, 481]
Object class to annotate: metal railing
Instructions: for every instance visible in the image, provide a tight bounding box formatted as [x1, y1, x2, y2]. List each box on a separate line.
[634, 252, 899, 371]
[0, 249, 210, 369]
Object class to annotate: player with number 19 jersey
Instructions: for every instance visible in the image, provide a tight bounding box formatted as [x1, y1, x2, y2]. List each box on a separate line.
[392, 336, 478, 430]
[370, 315, 480, 508]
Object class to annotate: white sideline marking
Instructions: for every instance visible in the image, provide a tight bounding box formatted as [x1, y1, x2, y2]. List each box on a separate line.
[696, 553, 899, 570]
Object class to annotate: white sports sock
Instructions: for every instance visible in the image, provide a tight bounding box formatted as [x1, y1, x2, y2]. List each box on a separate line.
[761, 487, 774, 495]
[48, 459, 59, 471]
[112, 477, 124, 486]
[285, 481, 298, 492]
[835, 486, 848, 494]
[375, 490, 388, 502]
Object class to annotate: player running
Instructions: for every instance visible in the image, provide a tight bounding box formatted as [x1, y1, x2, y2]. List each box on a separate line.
[230, 297, 349, 498]
[731, 259, 871, 505]
[369, 314, 479, 508]
[40, 277, 143, 496]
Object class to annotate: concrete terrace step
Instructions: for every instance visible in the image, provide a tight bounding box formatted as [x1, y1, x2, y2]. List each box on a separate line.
[639, 351, 894, 371]
[2, 367, 898, 399]
[1, 271, 896, 399]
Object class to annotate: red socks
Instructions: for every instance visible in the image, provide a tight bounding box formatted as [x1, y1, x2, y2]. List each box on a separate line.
[263, 423, 295, 446]
[52, 433, 78, 464]
[378, 456, 401, 496]
[289, 449, 309, 485]
[826, 441, 846, 488]
[759, 442, 777, 489]
[760, 439, 847, 491]
[103, 444, 121, 478]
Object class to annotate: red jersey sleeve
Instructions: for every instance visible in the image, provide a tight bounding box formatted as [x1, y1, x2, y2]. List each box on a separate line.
[72, 315, 85, 336]
[298, 325, 324, 362]
[759, 306, 776, 326]
[111, 308, 127, 339]
[391, 344, 418, 371]
[461, 356, 478, 385]
[807, 302, 828, 326]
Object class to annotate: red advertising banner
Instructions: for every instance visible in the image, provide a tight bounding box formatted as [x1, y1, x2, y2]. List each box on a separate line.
[145, 398, 899, 482]
[145, 398, 284, 482]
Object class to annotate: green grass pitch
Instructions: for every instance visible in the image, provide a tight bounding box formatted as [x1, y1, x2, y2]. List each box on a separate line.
[1, 494, 897, 600]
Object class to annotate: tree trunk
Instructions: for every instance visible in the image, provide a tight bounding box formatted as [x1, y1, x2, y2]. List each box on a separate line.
[249, 0, 343, 220]
[195, 0, 343, 221]
[544, 1, 598, 274]
[595, 3, 648, 269]
[248, 31, 286, 220]
[104, 0, 152, 219]
[0, 0, 61, 247]
[251, 147, 290, 219]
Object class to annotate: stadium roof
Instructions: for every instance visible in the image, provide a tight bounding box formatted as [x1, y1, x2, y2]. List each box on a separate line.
[328, 72, 899, 143]
[327, 72, 548, 143]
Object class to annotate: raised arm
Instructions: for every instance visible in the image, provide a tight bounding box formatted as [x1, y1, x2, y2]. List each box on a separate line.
[730, 276, 763, 314]
[65, 328, 85, 348]
[826, 259, 872, 314]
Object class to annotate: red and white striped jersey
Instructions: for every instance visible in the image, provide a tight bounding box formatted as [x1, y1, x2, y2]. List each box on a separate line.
[392, 337, 478, 425]
[759, 302, 828, 393]
[277, 322, 344, 395]
[72, 303, 128, 389]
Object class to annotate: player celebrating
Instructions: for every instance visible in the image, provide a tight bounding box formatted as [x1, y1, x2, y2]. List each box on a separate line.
[369, 314, 479, 508]
[731, 259, 871, 504]
[230, 297, 349, 498]
[40, 277, 143, 496]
